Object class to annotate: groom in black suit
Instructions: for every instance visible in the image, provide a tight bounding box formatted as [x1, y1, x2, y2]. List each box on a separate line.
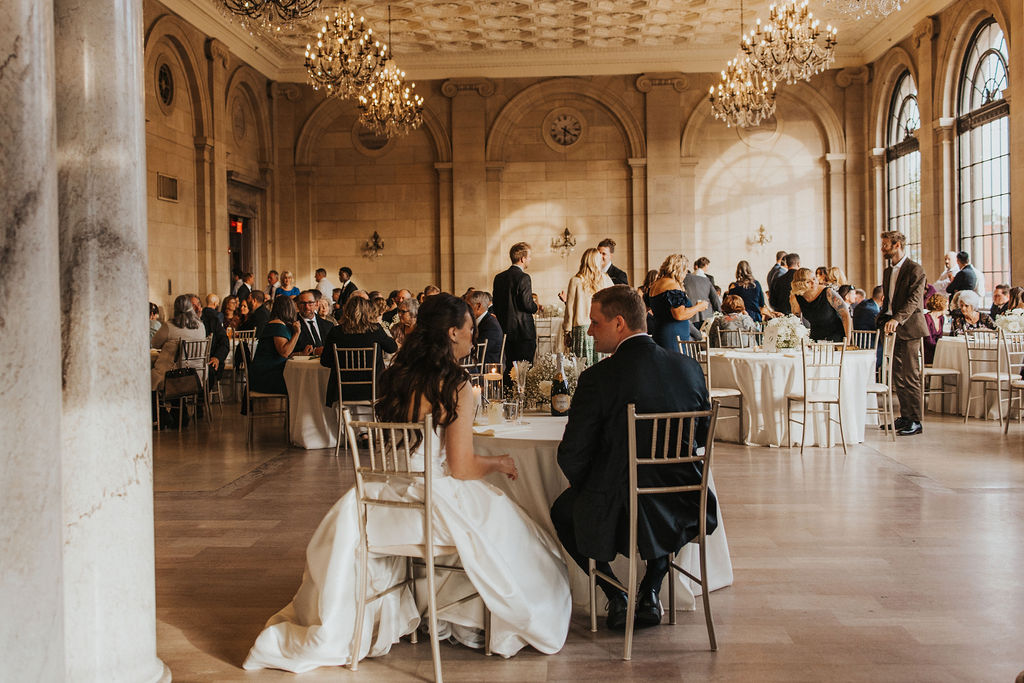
[492, 242, 538, 367]
[551, 285, 717, 629]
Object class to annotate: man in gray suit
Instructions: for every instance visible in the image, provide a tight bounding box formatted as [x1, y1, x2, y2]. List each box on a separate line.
[683, 257, 721, 325]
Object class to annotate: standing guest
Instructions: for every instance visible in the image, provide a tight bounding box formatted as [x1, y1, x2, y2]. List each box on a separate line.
[853, 285, 884, 331]
[265, 270, 280, 298]
[708, 295, 760, 347]
[151, 294, 207, 405]
[638, 269, 658, 298]
[294, 290, 334, 355]
[320, 296, 396, 408]
[336, 267, 357, 305]
[923, 293, 947, 364]
[949, 290, 996, 336]
[551, 285, 717, 629]
[276, 271, 301, 299]
[769, 253, 801, 315]
[390, 298, 418, 346]
[726, 259, 773, 323]
[221, 295, 242, 330]
[789, 268, 852, 342]
[248, 295, 302, 395]
[766, 250, 788, 290]
[314, 268, 336, 300]
[240, 290, 270, 337]
[645, 254, 708, 351]
[945, 251, 980, 299]
[383, 289, 412, 325]
[815, 266, 829, 285]
[422, 285, 441, 298]
[563, 247, 613, 365]
[149, 302, 162, 341]
[469, 291, 504, 364]
[597, 238, 629, 286]
[236, 272, 253, 303]
[493, 242, 539, 366]
[331, 288, 343, 320]
[230, 270, 243, 296]
[933, 251, 960, 293]
[990, 284, 1010, 318]
[876, 230, 929, 437]
[826, 267, 848, 288]
[684, 257, 721, 325]
[1007, 286, 1024, 312]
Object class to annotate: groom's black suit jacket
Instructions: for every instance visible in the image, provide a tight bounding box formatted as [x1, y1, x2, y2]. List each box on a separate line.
[556, 334, 718, 562]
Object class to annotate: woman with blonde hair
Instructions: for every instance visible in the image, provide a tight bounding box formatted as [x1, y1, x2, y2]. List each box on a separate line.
[562, 247, 613, 364]
[826, 266, 848, 288]
[277, 271, 300, 298]
[645, 254, 709, 351]
[789, 268, 851, 342]
[319, 296, 397, 407]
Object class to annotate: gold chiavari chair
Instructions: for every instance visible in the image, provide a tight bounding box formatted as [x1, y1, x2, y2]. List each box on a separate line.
[786, 339, 847, 455]
[678, 337, 743, 442]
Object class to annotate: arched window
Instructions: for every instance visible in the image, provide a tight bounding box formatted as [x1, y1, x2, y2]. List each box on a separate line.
[957, 19, 1010, 293]
[886, 70, 921, 262]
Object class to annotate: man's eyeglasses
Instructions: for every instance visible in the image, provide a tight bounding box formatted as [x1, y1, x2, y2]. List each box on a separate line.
[298, 300, 316, 306]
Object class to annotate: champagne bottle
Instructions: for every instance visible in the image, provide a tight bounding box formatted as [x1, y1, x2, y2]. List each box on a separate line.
[550, 354, 571, 416]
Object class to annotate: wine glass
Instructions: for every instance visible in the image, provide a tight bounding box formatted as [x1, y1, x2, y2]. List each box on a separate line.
[512, 360, 531, 424]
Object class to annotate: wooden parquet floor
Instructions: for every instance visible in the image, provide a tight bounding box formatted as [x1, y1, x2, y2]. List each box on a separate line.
[154, 410, 1024, 682]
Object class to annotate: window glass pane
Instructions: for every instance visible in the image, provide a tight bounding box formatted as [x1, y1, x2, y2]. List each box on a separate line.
[885, 71, 921, 262]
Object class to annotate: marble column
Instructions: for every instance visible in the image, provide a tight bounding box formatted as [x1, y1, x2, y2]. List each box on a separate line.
[1008, 0, 1024, 278]
[204, 38, 231, 295]
[870, 148, 887, 279]
[836, 66, 870, 286]
[0, 1, 65, 679]
[935, 118, 957, 255]
[53, 0, 170, 680]
[912, 17, 940, 275]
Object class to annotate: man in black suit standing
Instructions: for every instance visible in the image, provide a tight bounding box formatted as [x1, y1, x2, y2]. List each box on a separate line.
[294, 290, 335, 355]
[766, 250, 787, 290]
[492, 242, 538, 367]
[769, 252, 801, 314]
[468, 290, 504, 364]
[598, 238, 629, 286]
[337, 267, 357, 306]
[236, 272, 253, 304]
[551, 285, 718, 630]
[945, 251, 981, 300]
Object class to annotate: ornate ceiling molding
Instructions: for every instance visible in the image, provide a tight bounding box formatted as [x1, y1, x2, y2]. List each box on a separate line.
[441, 78, 497, 98]
[635, 73, 688, 93]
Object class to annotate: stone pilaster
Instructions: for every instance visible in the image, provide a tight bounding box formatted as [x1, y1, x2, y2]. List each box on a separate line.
[53, 0, 170, 680]
[0, 1, 65, 679]
[1008, 0, 1024, 278]
[870, 148, 887, 279]
[628, 158, 648, 275]
[935, 118, 957, 256]
[824, 153, 848, 271]
[837, 66, 870, 285]
[435, 162, 454, 291]
[913, 16, 941, 275]
[204, 37, 231, 295]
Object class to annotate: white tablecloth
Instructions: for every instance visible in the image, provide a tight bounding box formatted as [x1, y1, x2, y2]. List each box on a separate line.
[930, 336, 999, 419]
[707, 348, 877, 446]
[473, 415, 733, 610]
[282, 358, 338, 449]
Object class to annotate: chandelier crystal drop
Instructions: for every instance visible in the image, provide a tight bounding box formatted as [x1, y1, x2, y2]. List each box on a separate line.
[741, 0, 838, 85]
[221, 0, 320, 31]
[709, 55, 777, 128]
[824, 0, 904, 20]
[304, 8, 389, 99]
[357, 59, 425, 138]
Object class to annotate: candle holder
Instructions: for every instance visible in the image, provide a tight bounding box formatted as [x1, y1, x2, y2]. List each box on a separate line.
[482, 363, 503, 405]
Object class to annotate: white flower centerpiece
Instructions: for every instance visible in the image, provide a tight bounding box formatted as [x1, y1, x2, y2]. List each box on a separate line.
[995, 309, 1024, 334]
[523, 353, 585, 407]
[763, 315, 809, 352]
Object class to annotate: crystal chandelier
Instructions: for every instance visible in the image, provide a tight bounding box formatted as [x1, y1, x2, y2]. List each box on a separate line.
[221, 0, 320, 30]
[741, 0, 838, 85]
[824, 0, 904, 20]
[710, 55, 777, 128]
[356, 7, 424, 138]
[710, 0, 777, 128]
[304, 8, 389, 99]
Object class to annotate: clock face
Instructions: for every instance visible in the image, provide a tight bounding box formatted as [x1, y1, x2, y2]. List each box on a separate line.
[549, 114, 582, 146]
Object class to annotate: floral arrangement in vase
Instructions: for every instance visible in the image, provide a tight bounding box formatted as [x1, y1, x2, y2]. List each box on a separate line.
[763, 315, 809, 352]
[994, 308, 1024, 334]
[523, 353, 585, 406]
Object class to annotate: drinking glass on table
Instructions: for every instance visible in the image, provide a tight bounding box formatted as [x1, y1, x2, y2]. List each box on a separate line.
[501, 401, 519, 423]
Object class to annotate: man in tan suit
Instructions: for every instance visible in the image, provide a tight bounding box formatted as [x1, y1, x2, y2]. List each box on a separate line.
[876, 230, 928, 436]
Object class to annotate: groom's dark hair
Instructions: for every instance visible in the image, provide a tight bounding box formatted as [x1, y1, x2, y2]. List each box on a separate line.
[593, 285, 646, 332]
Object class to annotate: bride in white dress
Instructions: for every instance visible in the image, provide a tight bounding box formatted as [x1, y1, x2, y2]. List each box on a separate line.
[244, 293, 572, 674]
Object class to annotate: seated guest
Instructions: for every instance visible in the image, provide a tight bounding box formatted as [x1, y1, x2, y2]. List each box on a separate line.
[151, 294, 207, 396]
[390, 298, 418, 346]
[294, 290, 334, 355]
[551, 285, 717, 629]
[923, 293, 947, 365]
[204, 293, 224, 327]
[725, 260, 773, 323]
[320, 296, 397, 407]
[248, 295, 302, 395]
[1007, 286, 1024, 313]
[193, 294, 230, 389]
[240, 290, 270, 336]
[276, 270, 301, 298]
[769, 253, 801, 314]
[149, 302, 162, 341]
[853, 285, 884, 331]
[469, 290, 504, 364]
[708, 294, 759, 347]
[422, 284, 441, 299]
[382, 289, 411, 325]
[949, 290, 995, 336]
[991, 284, 1010, 318]
[826, 267, 848, 288]
[371, 296, 388, 324]
[837, 285, 855, 317]
[814, 266, 829, 285]
[221, 295, 242, 330]
[852, 288, 866, 305]
[316, 296, 336, 325]
[789, 267, 852, 342]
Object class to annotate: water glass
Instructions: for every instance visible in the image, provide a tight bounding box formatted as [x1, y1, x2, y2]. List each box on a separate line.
[501, 401, 519, 423]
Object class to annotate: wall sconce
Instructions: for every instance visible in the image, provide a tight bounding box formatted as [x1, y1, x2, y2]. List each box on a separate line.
[749, 224, 773, 246]
[551, 227, 577, 260]
[362, 231, 384, 258]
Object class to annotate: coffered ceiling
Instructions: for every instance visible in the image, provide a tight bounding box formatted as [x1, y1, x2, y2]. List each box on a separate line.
[162, 0, 957, 81]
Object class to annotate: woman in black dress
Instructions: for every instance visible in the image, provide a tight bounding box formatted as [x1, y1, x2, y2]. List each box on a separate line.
[789, 268, 852, 342]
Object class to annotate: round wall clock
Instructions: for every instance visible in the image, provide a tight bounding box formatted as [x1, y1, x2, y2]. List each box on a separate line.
[542, 107, 586, 150]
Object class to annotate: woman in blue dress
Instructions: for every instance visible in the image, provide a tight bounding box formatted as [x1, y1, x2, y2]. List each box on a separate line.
[275, 270, 301, 298]
[644, 254, 709, 351]
[249, 295, 303, 394]
[726, 260, 776, 323]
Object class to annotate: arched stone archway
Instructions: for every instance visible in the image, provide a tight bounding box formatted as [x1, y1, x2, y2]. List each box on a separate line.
[144, 14, 210, 140]
[225, 65, 272, 167]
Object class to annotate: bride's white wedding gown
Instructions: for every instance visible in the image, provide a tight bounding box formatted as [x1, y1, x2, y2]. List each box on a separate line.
[243, 429, 572, 673]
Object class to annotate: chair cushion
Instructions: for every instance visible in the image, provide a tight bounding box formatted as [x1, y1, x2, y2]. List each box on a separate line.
[787, 392, 839, 403]
[924, 367, 959, 376]
[710, 387, 742, 399]
[866, 382, 889, 394]
[971, 371, 1013, 382]
[369, 544, 459, 558]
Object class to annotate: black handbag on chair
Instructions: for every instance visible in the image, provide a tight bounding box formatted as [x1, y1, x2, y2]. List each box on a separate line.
[163, 367, 203, 401]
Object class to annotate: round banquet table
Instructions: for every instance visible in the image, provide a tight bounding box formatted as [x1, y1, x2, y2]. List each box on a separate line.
[929, 336, 1000, 419]
[282, 357, 338, 449]
[707, 347, 877, 446]
[473, 414, 733, 611]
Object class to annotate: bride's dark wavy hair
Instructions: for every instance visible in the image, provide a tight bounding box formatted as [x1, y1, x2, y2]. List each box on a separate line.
[376, 292, 470, 427]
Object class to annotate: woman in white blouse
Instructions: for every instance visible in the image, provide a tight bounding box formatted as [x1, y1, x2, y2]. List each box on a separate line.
[562, 247, 613, 365]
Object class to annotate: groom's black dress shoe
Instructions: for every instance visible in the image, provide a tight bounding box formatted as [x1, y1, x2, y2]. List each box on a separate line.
[635, 589, 663, 628]
[897, 421, 923, 436]
[880, 417, 909, 431]
[606, 592, 628, 630]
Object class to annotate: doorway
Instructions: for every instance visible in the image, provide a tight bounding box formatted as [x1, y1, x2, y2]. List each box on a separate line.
[228, 214, 254, 292]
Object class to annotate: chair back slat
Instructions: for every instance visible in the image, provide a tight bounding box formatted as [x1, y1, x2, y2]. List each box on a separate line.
[965, 329, 999, 375]
[1000, 330, 1024, 379]
[627, 403, 720, 504]
[332, 345, 378, 406]
[715, 328, 745, 349]
[179, 336, 212, 386]
[458, 340, 488, 375]
[799, 339, 845, 400]
[345, 409, 435, 509]
[878, 333, 896, 386]
[851, 329, 879, 351]
[677, 337, 712, 388]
